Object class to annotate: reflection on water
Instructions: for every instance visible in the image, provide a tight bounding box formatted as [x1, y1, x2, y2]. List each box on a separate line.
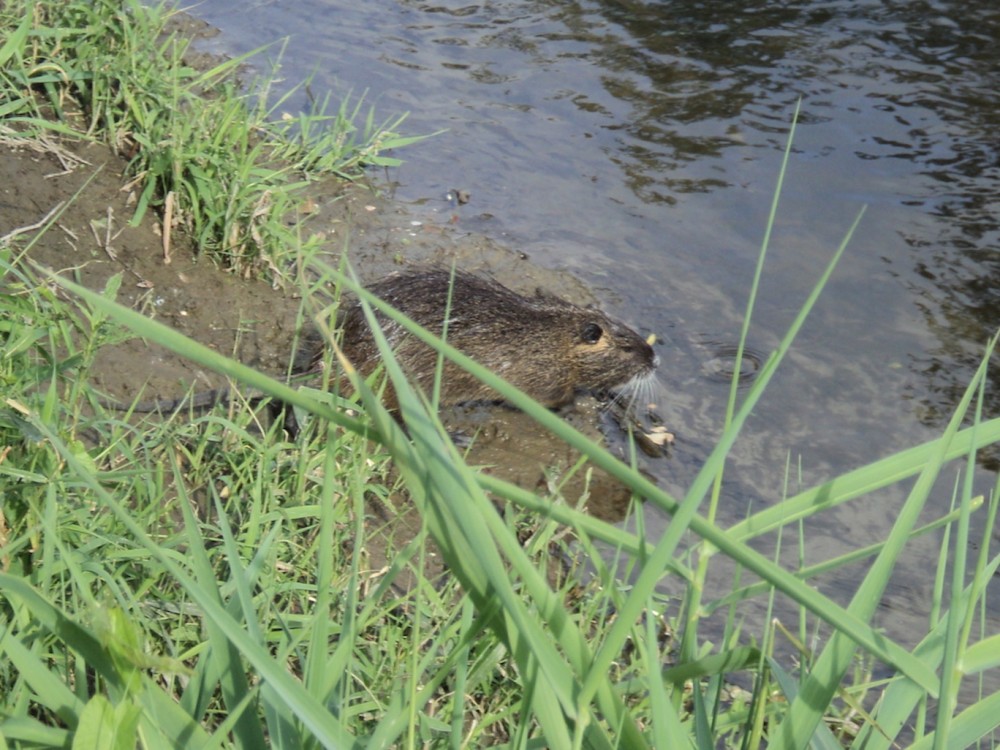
[188, 0, 998, 681]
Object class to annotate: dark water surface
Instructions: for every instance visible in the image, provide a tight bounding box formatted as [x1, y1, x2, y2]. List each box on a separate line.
[185, 0, 1000, 646]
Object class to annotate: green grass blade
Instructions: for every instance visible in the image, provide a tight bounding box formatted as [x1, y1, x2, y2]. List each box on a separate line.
[477, 472, 694, 581]
[707, 500, 983, 615]
[0, 574, 123, 690]
[0, 6, 31, 68]
[0, 574, 214, 748]
[0, 716, 70, 747]
[850, 552, 1000, 749]
[170, 455, 268, 749]
[768, 658, 844, 750]
[770, 333, 997, 746]
[962, 629, 1000, 673]
[210, 490, 300, 748]
[730, 420, 1000, 542]
[342, 279, 642, 749]
[907, 689, 1000, 750]
[40, 268, 369, 439]
[0, 635, 85, 726]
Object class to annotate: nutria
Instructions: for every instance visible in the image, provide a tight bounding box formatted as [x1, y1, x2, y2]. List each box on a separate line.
[101, 269, 658, 417]
[341, 269, 658, 410]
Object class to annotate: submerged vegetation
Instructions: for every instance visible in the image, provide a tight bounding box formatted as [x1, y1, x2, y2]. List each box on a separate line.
[2, 1, 1000, 748]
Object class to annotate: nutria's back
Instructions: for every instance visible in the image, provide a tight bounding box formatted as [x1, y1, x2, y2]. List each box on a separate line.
[338, 270, 657, 409]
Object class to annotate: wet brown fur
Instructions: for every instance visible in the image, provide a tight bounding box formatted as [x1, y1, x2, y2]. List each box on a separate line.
[337, 269, 657, 410]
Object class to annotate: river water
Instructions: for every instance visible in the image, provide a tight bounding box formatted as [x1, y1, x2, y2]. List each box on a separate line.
[184, 0, 999, 654]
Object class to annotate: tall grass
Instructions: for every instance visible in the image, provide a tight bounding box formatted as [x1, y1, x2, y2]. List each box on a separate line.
[0, 0, 424, 281]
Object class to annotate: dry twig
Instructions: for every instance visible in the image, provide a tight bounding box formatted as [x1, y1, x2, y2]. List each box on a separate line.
[0, 202, 66, 247]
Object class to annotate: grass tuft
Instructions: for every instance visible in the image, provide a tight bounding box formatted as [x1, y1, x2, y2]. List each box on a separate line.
[0, 0, 425, 281]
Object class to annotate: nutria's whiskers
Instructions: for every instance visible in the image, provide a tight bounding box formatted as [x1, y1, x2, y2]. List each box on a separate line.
[606, 368, 662, 419]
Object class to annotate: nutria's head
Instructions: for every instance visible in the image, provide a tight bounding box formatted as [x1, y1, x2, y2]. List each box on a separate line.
[556, 307, 659, 409]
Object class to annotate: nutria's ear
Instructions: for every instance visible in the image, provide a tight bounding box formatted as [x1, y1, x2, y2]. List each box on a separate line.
[580, 322, 604, 344]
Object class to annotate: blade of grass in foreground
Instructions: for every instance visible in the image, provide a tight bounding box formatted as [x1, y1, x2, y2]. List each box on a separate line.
[0, 573, 213, 748]
[338, 278, 649, 750]
[36, 267, 370, 439]
[169, 455, 267, 748]
[705, 499, 983, 614]
[851, 548, 1000, 749]
[0, 7, 31, 69]
[769, 333, 998, 747]
[854, 398, 1000, 749]
[729, 420, 1000, 542]
[933, 366, 986, 746]
[685, 98, 801, 667]
[908, 689, 1000, 750]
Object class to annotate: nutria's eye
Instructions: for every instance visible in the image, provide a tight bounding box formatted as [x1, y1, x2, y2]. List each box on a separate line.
[581, 322, 604, 344]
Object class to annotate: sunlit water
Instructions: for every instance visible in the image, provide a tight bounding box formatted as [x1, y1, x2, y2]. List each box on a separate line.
[184, 0, 1000, 656]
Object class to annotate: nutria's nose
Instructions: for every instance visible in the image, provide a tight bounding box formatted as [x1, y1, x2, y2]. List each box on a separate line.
[640, 340, 657, 364]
